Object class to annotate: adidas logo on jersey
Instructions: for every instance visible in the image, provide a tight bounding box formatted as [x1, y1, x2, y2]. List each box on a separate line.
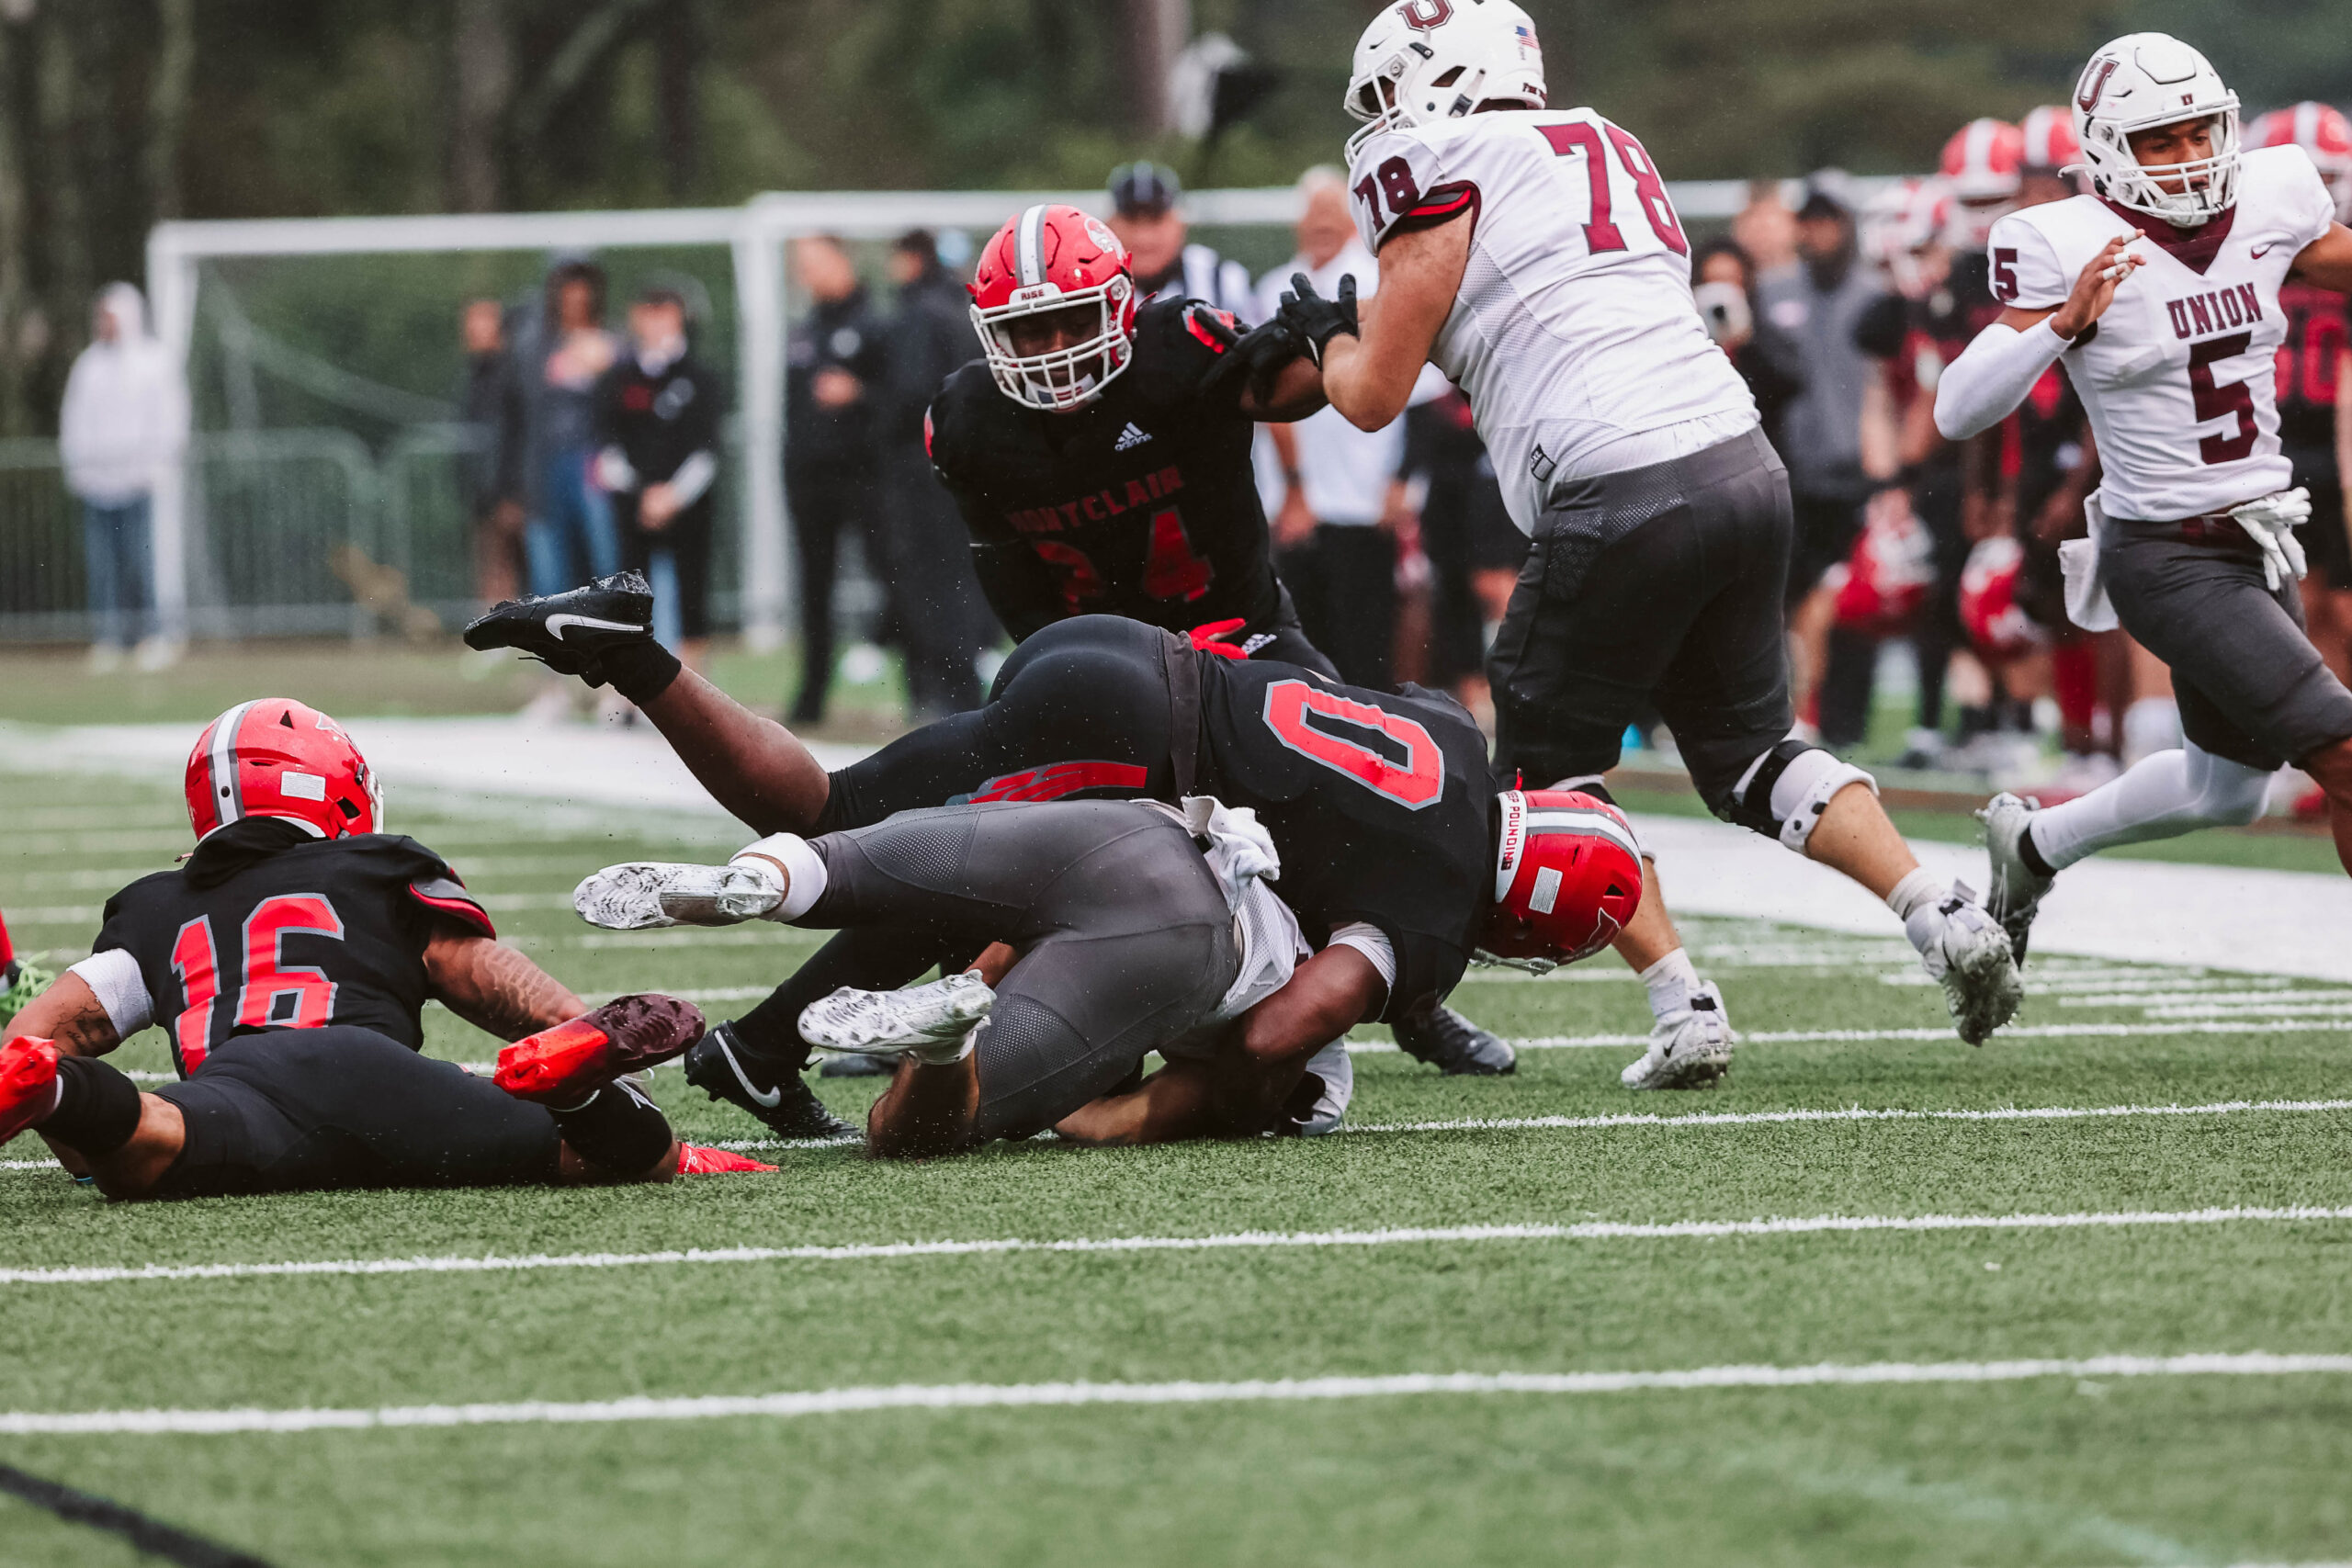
[1114, 422, 1153, 452]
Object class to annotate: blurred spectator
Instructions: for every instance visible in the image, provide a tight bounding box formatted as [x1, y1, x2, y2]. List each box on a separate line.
[879, 229, 989, 718]
[595, 284, 723, 678]
[1404, 388, 1520, 720]
[1731, 179, 1799, 276]
[457, 298, 525, 607]
[1255, 168, 1408, 688]
[513, 258, 620, 598]
[1107, 161, 1256, 320]
[785, 234, 888, 725]
[1758, 186, 1883, 613]
[1691, 237, 1803, 452]
[59, 283, 187, 672]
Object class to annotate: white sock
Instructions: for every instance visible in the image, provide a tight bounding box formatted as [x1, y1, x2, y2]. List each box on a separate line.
[1639, 949, 1700, 1021]
[1884, 866, 1942, 921]
[730, 833, 828, 920]
[2027, 743, 2275, 870]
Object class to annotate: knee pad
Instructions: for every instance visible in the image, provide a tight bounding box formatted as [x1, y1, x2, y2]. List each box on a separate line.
[1724, 739, 1877, 851]
[2184, 743, 2273, 827]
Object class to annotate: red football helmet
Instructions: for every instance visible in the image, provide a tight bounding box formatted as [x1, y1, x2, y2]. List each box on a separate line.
[1958, 536, 2043, 662]
[1940, 118, 2026, 246]
[186, 699, 382, 842]
[2018, 106, 2084, 176]
[1484, 790, 1645, 964]
[968, 204, 1138, 412]
[1831, 491, 1935, 633]
[2250, 102, 2352, 220]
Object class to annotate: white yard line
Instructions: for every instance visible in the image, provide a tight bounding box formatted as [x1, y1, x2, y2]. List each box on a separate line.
[5, 1352, 2347, 1436]
[7, 1204, 2348, 1289]
[1338, 1097, 2352, 1137]
[1343, 1019, 2352, 1053]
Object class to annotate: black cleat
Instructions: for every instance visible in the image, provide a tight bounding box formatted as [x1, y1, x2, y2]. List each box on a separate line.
[1390, 1003, 1517, 1076]
[462, 570, 655, 682]
[682, 1022, 859, 1142]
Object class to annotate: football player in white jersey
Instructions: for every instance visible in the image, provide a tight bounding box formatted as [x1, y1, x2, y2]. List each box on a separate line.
[1265, 0, 2025, 1086]
[1935, 32, 2352, 959]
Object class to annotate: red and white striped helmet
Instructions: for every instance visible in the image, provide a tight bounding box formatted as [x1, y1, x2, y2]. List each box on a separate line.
[2019, 105, 2084, 175]
[185, 699, 382, 842]
[1940, 118, 2026, 246]
[967, 204, 1137, 412]
[2249, 102, 2352, 220]
[1484, 790, 1644, 964]
[1860, 176, 1953, 296]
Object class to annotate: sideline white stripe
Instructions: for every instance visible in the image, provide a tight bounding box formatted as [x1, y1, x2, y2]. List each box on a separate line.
[1340, 1097, 2352, 1137]
[6, 1352, 2348, 1436]
[1347, 1019, 2352, 1052]
[6, 1204, 2348, 1287]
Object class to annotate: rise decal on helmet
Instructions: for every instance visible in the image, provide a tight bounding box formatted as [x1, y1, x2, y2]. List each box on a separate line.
[1485, 790, 1644, 964]
[185, 699, 382, 842]
[967, 204, 1138, 412]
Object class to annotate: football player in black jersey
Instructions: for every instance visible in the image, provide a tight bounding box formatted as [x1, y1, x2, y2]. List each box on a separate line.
[467, 580, 1650, 1132]
[926, 203, 1340, 673]
[0, 699, 772, 1198]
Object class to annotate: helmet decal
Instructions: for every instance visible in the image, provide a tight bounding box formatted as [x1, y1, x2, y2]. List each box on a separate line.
[1398, 0, 1453, 29]
[2076, 57, 2120, 114]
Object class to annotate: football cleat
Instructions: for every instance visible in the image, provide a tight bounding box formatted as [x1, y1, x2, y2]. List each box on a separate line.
[1621, 981, 1735, 1090]
[461, 570, 656, 681]
[1976, 792, 2055, 964]
[681, 1021, 859, 1142]
[573, 863, 781, 931]
[1906, 883, 2024, 1045]
[496, 994, 707, 1104]
[1389, 1003, 1516, 1076]
[675, 1144, 778, 1175]
[799, 971, 995, 1066]
[0, 956, 54, 1029]
[0, 1036, 60, 1146]
[1279, 1039, 1355, 1136]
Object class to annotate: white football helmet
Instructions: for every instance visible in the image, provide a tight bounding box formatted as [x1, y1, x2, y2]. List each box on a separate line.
[2071, 32, 2241, 227]
[1342, 0, 1547, 162]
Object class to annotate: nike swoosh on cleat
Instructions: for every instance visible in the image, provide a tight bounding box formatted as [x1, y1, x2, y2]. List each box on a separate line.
[545, 613, 647, 640]
[719, 1037, 784, 1108]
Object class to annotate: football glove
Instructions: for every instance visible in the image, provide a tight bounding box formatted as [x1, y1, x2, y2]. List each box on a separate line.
[1276, 272, 1360, 367]
[1186, 618, 1251, 660]
[2230, 487, 2311, 592]
[1192, 307, 1308, 406]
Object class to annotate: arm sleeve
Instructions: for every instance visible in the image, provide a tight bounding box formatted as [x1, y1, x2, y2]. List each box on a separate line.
[1325, 921, 1396, 990]
[67, 949, 153, 1037]
[1347, 131, 1465, 253]
[1934, 318, 2075, 442]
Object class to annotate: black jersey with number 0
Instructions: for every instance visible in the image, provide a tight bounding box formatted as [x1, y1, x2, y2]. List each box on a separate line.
[925, 298, 1283, 641]
[93, 818, 494, 1076]
[1198, 656, 1499, 1017]
[2277, 280, 2347, 468]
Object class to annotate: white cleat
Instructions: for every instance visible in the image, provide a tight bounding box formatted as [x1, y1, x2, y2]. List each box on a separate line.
[1975, 792, 2054, 964]
[1621, 982, 1735, 1090]
[798, 970, 996, 1066]
[572, 863, 782, 931]
[1906, 882, 2023, 1045]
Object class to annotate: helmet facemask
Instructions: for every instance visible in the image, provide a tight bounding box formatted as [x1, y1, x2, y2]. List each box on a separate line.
[2084, 107, 2241, 227]
[970, 283, 1135, 413]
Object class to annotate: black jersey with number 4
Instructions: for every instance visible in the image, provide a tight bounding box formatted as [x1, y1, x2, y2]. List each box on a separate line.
[93, 818, 494, 1076]
[1198, 656, 1499, 1018]
[925, 298, 1282, 641]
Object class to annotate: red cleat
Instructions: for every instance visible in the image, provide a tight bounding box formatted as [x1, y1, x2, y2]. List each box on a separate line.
[0, 1036, 61, 1146]
[675, 1144, 777, 1174]
[496, 994, 707, 1104]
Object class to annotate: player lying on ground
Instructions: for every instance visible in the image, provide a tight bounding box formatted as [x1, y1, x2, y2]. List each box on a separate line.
[573, 792, 1634, 1153]
[0, 699, 765, 1198]
[467, 584, 1643, 1124]
[1933, 33, 2352, 958]
[1247, 0, 2024, 1068]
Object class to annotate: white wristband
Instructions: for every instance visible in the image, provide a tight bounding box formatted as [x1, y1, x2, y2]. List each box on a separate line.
[68, 949, 153, 1038]
[730, 833, 828, 921]
[1933, 318, 2072, 442]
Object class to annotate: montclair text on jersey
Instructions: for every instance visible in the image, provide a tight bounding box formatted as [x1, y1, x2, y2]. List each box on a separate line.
[1003, 465, 1187, 536]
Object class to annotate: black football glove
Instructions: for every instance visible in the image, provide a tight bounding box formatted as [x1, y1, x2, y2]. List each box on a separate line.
[1276, 272, 1360, 366]
[1191, 306, 1309, 406]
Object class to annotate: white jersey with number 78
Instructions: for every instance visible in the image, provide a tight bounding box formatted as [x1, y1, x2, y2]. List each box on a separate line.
[1346, 107, 1758, 534]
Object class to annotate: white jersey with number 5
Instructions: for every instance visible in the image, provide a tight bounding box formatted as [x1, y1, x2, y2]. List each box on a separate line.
[1347, 107, 1756, 534]
[1986, 144, 2337, 521]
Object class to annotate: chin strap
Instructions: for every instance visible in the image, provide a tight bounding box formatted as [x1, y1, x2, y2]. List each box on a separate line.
[1471, 949, 1558, 976]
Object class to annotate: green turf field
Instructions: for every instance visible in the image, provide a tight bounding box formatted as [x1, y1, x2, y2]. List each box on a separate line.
[4, 762, 2351, 1567]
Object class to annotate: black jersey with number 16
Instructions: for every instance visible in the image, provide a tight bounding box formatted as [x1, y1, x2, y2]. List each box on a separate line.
[925, 299, 1283, 641]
